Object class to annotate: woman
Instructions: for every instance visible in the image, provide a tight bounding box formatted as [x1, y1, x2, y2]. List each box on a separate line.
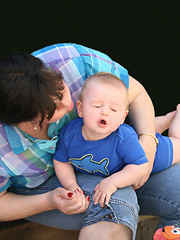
[0, 43, 179, 240]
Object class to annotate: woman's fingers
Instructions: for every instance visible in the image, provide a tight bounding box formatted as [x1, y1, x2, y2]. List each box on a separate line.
[53, 187, 90, 215]
[65, 189, 90, 214]
[56, 187, 74, 200]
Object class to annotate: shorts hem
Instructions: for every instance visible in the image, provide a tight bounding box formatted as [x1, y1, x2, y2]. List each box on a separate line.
[83, 193, 138, 240]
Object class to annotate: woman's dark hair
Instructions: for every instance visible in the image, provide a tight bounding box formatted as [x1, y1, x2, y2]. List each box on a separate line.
[0, 52, 64, 126]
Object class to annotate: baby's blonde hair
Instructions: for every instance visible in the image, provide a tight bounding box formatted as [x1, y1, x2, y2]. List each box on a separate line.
[78, 72, 129, 108]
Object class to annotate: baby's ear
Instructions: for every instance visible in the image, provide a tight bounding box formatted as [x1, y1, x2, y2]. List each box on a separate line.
[76, 100, 83, 117]
[122, 109, 129, 123]
[125, 109, 129, 118]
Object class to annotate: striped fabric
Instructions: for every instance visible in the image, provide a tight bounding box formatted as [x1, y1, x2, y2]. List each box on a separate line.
[32, 43, 129, 112]
[0, 124, 57, 192]
[0, 43, 129, 192]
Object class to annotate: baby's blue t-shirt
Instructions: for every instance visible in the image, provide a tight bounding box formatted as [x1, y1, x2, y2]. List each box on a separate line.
[54, 118, 148, 176]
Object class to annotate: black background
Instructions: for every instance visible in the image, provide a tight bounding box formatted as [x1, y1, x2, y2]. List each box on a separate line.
[1, 2, 179, 115]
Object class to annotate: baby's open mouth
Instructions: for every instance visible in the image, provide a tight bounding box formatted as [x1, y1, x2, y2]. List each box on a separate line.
[98, 119, 107, 127]
[100, 119, 106, 125]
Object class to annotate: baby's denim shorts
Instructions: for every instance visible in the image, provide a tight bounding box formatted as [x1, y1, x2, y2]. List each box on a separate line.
[9, 173, 139, 240]
[77, 173, 139, 240]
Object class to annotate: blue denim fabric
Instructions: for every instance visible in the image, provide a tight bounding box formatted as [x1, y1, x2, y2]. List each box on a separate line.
[137, 164, 180, 228]
[9, 164, 180, 240]
[10, 172, 139, 240]
[77, 173, 139, 240]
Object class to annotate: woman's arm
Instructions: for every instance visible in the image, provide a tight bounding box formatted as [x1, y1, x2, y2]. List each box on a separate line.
[0, 189, 53, 221]
[128, 75, 157, 188]
[0, 186, 89, 221]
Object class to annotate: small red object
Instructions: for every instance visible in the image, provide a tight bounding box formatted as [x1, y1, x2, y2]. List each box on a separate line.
[153, 225, 180, 240]
[67, 192, 73, 197]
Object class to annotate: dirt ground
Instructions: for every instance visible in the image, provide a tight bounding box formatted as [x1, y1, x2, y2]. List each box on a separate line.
[0, 217, 159, 240]
[136, 217, 159, 240]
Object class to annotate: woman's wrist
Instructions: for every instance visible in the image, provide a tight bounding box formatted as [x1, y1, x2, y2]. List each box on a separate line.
[139, 133, 159, 147]
[43, 190, 58, 211]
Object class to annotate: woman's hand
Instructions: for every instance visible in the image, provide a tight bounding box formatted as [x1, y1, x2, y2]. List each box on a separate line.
[48, 187, 90, 215]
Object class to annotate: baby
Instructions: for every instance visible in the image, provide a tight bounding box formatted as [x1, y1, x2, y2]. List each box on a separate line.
[53, 72, 180, 207]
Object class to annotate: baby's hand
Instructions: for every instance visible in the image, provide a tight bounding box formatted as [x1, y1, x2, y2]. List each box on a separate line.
[93, 178, 117, 207]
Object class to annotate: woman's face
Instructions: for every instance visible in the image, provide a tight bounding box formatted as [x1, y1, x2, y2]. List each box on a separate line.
[48, 81, 73, 123]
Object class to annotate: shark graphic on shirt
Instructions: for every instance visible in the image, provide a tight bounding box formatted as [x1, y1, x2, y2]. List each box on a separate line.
[69, 154, 109, 176]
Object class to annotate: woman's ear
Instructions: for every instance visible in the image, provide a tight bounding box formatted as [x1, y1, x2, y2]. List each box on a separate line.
[76, 100, 83, 117]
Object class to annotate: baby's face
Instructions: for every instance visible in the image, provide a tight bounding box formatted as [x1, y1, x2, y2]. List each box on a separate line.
[77, 79, 128, 140]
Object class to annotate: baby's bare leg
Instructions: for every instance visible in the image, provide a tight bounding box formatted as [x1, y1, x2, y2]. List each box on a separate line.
[78, 222, 132, 240]
[155, 110, 176, 134]
[168, 104, 180, 165]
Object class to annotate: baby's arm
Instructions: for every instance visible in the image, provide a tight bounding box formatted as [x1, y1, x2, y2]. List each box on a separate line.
[53, 160, 81, 192]
[94, 163, 148, 207]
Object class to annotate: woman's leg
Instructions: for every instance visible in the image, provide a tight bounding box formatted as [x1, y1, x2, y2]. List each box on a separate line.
[9, 175, 85, 230]
[137, 164, 180, 228]
[10, 172, 139, 240]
